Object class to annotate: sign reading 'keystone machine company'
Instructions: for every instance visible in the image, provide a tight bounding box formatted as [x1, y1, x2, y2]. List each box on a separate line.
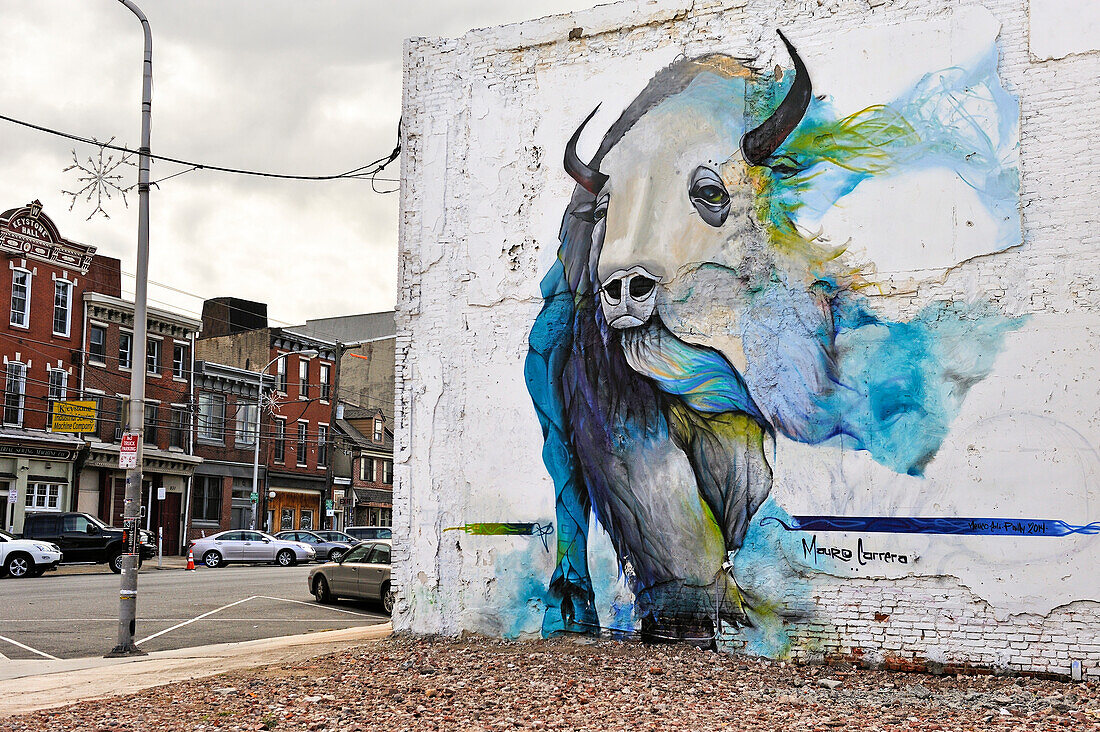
[49, 400, 97, 433]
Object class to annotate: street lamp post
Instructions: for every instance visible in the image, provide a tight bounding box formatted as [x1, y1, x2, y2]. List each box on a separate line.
[250, 349, 317, 531]
[109, 0, 153, 658]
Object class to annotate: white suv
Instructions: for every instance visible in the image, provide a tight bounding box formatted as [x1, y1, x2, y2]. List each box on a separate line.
[1, 529, 62, 578]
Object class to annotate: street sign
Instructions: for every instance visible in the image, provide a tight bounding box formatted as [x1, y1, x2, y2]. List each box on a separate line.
[250, 491, 259, 502]
[119, 432, 139, 469]
[50, 400, 97, 433]
[325, 499, 334, 510]
[157, 485, 166, 501]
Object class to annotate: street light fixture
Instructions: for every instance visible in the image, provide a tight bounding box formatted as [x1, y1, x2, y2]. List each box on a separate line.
[250, 349, 318, 531]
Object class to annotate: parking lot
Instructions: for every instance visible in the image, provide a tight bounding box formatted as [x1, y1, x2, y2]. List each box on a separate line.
[0, 564, 388, 660]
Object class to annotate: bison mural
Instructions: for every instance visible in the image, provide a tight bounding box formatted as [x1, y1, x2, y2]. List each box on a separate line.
[526, 31, 1021, 645]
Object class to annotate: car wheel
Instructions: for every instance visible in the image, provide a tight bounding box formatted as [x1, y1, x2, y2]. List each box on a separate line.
[313, 576, 335, 604]
[203, 550, 224, 568]
[276, 549, 295, 567]
[381, 582, 395, 615]
[109, 552, 124, 574]
[328, 549, 343, 564]
[5, 553, 32, 578]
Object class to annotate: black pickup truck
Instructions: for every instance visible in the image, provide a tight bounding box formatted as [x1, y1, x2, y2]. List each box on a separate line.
[22, 512, 156, 573]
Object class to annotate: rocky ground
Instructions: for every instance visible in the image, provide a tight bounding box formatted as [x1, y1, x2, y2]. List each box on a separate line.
[3, 636, 1098, 731]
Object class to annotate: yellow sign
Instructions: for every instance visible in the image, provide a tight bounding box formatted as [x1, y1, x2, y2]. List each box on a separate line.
[50, 401, 97, 433]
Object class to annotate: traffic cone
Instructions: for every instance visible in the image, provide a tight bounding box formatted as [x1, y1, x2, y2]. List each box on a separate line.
[186, 548, 196, 571]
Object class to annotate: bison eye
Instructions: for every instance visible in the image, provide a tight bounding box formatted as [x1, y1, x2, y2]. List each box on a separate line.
[593, 197, 608, 221]
[688, 166, 731, 227]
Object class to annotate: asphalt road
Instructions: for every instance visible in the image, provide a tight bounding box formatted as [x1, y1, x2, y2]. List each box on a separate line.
[0, 565, 388, 661]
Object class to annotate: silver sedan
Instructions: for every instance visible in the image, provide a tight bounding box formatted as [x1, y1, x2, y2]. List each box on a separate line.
[189, 530, 316, 568]
[307, 539, 393, 614]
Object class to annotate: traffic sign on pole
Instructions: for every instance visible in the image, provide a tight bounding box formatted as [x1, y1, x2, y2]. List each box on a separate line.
[119, 433, 139, 469]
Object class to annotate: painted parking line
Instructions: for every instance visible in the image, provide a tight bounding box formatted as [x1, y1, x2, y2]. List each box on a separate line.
[135, 596, 255, 646]
[255, 595, 384, 617]
[133, 596, 383, 645]
[0, 634, 59, 660]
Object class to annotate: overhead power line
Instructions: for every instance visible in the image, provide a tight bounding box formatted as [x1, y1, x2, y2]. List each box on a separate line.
[0, 112, 401, 183]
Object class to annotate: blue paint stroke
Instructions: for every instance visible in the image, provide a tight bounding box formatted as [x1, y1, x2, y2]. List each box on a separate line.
[761, 516, 1100, 537]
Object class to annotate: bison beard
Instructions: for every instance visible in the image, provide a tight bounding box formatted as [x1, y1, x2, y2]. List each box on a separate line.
[561, 297, 775, 641]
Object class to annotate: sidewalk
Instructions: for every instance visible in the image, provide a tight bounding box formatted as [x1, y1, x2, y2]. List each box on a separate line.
[51, 555, 189, 576]
[0, 622, 392, 717]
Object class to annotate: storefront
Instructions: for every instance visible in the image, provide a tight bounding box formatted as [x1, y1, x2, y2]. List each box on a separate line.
[80, 443, 201, 554]
[0, 429, 84, 533]
[265, 472, 324, 533]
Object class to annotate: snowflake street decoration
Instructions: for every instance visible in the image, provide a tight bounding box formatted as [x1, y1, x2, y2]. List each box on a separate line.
[62, 138, 135, 220]
[263, 389, 286, 416]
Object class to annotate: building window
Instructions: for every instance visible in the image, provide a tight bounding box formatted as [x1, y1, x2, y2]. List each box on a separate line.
[373, 418, 383, 443]
[173, 343, 187, 378]
[359, 456, 370, 481]
[299, 509, 314, 530]
[169, 407, 187, 448]
[147, 338, 161, 375]
[114, 396, 125, 436]
[273, 419, 286, 462]
[89, 325, 107, 362]
[382, 459, 393, 485]
[296, 422, 308, 466]
[280, 507, 294, 531]
[25, 483, 62, 511]
[193, 476, 222, 522]
[317, 425, 328, 465]
[197, 392, 226, 441]
[236, 401, 258, 446]
[144, 403, 158, 445]
[46, 369, 68, 429]
[298, 359, 310, 399]
[9, 269, 30, 327]
[4, 362, 27, 426]
[84, 393, 103, 434]
[276, 355, 287, 393]
[319, 364, 330, 401]
[119, 332, 133, 369]
[53, 280, 72, 336]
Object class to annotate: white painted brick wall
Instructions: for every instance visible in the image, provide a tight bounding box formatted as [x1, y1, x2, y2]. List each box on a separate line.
[396, 0, 1100, 676]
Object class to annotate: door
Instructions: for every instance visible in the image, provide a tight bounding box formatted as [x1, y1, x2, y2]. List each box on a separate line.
[243, 531, 274, 561]
[157, 492, 181, 555]
[359, 542, 391, 599]
[214, 531, 245, 560]
[330, 542, 372, 596]
[59, 513, 99, 562]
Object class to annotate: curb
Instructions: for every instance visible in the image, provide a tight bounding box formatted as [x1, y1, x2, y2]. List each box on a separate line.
[0, 622, 393, 718]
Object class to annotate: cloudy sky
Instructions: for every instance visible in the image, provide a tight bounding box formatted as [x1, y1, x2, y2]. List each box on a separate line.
[0, 0, 597, 326]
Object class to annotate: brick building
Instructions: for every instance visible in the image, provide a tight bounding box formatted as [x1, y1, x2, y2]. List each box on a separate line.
[0, 201, 120, 533]
[187, 360, 272, 542]
[196, 299, 337, 534]
[335, 405, 393, 527]
[76, 293, 201, 554]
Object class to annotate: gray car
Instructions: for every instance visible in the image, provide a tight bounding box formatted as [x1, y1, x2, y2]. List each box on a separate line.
[189, 530, 316, 568]
[274, 530, 351, 562]
[307, 539, 393, 614]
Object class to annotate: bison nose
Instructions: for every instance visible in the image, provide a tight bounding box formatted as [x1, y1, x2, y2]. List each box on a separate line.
[599, 267, 659, 329]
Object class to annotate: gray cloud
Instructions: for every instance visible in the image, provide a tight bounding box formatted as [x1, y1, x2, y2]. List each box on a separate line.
[0, 0, 596, 324]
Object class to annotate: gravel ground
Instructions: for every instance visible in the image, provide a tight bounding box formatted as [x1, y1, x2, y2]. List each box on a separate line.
[3, 636, 1098, 731]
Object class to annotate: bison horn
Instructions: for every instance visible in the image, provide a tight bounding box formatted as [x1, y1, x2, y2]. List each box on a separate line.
[741, 30, 813, 167]
[564, 106, 608, 195]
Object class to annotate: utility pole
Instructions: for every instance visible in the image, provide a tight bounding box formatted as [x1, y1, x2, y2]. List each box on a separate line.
[324, 342, 344, 530]
[108, 0, 152, 657]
